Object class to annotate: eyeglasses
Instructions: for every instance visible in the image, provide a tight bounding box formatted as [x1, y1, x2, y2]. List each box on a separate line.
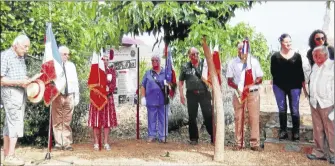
[190, 52, 199, 56]
[18, 43, 30, 50]
[315, 37, 325, 41]
[151, 59, 159, 62]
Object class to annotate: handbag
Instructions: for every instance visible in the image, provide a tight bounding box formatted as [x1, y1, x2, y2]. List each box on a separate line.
[150, 70, 169, 105]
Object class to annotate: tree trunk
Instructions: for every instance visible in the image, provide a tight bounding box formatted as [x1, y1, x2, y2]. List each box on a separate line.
[202, 37, 225, 162]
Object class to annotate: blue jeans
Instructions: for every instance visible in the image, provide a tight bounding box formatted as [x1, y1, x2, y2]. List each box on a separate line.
[146, 104, 169, 140]
[273, 84, 301, 133]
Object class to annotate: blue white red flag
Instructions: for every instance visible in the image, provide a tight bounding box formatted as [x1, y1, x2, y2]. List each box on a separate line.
[164, 45, 177, 98]
[39, 23, 66, 106]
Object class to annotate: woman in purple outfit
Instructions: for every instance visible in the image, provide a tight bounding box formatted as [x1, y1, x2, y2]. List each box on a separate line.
[140, 54, 168, 143]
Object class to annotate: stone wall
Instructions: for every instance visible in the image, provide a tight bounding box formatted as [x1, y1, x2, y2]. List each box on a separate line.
[259, 80, 311, 115]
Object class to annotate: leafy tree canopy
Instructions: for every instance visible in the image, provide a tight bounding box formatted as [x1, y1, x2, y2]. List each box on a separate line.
[112, 1, 256, 44]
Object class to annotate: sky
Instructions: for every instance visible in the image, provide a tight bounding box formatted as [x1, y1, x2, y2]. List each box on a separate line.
[129, 1, 332, 54]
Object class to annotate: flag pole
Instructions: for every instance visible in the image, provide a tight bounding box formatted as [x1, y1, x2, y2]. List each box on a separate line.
[164, 44, 168, 143]
[241, 102, 246, 149]
[136, 46, 140, 140]
[45, 104, 53, 160]
[48, 0, 52, 23]
[97, 49, 102, 151]
[212, 90, 216, 144]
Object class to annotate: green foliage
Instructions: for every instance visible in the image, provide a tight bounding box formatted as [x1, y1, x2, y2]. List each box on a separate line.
[0, 1, 268, 146]
[0, 1, 122, 67]
[0, 1, 100, 146]
[169, 23, 270, 79]
[138, 59, 150, 96]
[112, 1, 257, 43]
[326, 0, 334, 9]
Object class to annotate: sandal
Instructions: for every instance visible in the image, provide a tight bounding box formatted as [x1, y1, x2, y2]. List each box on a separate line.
[104, 144, 111, 151]
[93, 144, 99, 151]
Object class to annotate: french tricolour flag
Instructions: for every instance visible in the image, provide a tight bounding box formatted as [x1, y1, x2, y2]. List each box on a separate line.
[39, 23, 66, 106]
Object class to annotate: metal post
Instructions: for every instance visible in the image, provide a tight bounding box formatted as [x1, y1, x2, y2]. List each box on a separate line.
[136, 47, 140, 139]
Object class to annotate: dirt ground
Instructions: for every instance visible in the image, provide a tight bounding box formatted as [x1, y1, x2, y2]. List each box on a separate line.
[0, 139, 329, 166]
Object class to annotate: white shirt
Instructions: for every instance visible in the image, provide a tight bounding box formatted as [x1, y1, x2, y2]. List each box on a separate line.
[226, 55, 264, 90]
[308, 59, 334, 109]
[63, 61, 80, 106]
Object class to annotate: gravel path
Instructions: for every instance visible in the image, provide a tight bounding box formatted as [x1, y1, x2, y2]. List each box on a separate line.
[0, 140, 328, 166]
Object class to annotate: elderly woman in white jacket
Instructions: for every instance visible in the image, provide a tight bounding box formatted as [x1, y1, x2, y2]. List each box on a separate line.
[306, 45, 334, 164]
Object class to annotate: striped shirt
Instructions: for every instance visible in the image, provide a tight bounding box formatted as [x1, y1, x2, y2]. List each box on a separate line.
[1, 48, 27, 81]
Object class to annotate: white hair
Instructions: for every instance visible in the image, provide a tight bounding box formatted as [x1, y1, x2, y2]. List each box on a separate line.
[58, 45, 70, 53]
[312, 45, 329, 57]
[12, 34, 30, 46]
[151, 54, 161, 62]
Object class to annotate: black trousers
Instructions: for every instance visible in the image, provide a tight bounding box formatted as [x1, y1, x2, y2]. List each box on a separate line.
[186, 89, 213, 142]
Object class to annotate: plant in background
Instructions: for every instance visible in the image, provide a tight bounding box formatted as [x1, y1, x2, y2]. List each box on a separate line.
[169, 22, 270, 79]
[0, 1, 109, 146]
[138, 59, 150, 97]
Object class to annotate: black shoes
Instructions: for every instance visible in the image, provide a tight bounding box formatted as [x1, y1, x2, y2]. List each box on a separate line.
[279, 131, 288, 140]
[292, 133, 300, 142]
[64, 146, 74, 151]
[53, 145, 73, 151]
[189, 140, 198, 145]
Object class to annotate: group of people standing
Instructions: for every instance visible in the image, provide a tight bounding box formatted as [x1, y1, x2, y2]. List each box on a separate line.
[0, 35, 118, 165]
[271, 30, 334, 164]
[1, 28, 334, 165]
[226, 29, 334, 164]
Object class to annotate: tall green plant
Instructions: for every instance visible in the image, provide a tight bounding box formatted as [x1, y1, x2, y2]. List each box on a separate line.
[138, 59, 150, 96]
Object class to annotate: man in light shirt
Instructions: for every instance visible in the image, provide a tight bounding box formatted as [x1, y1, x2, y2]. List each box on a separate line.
[51, 46, 80, 151]
[1, 35, 35, 166]
[226, 41, 263, 151]
[306, 45, 334, 164]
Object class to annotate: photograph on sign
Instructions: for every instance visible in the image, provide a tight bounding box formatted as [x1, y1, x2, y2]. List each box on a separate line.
[110, 46, 139, 105]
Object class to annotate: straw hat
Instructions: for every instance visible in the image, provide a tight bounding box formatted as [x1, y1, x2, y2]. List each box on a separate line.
[26, 79, 45, 103]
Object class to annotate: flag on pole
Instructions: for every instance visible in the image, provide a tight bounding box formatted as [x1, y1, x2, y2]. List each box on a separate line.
[164, 45, 177, 98]
[39, 23, 66, 106]
[238, 38, 254, 103]
[88, 50, 108, 110]
[201, 44, 222, 87]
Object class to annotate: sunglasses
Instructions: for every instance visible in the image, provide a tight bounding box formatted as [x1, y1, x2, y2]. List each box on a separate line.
[315, 37, 325, 41]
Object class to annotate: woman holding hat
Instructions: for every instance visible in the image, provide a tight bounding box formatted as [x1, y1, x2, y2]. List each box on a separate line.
[88, 53, 117, 151]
